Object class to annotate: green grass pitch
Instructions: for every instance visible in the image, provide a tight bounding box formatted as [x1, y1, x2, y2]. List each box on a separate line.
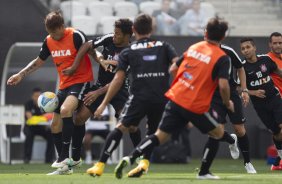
[0, 159, 281, 184]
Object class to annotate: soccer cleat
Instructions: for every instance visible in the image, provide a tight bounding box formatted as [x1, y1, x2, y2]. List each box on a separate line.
[271, 164, 282, 170]
[229, 134, 240, 159]
[244, 162, 257, 174]
[70, 158, 82, 168]
[86, 162, 105, 177]
[128, 159, 149, 178]
[115, 156, 130, 179]
[47, 165, 73, 175]
[51, 158, 73, 168]
[197, 173, 220, 180]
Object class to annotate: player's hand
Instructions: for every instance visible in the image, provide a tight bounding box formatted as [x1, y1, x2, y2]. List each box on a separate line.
[100, 59, 118, 72]
[254, 89, 266, 98]
[83, 91, 100, 106]
[226, 100, 235, 113]
[7, 73, 23, 85]
[241, 92, 250, 107]
[62, 66, 75, 76]
[94, 104, 107, 119]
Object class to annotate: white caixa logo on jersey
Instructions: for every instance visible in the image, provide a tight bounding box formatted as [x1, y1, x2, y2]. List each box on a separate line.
[51, 49, 71, 57]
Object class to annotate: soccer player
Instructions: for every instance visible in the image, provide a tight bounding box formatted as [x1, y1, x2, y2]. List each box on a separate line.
[268, 32, 282, 94]
[111, 17, 239, 180]
[7, 11, 93, 175]
[92, 13, 179, 177]
[63, 18, 143, 174]
[197, 44, 257, 175]
[267, 32, 282, 170]
[240, 37, 282, 171]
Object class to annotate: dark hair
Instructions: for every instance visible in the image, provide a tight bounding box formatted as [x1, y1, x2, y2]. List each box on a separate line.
[115, 18, 133, 36]
[32, 87, 41, 93]
[240, 37, 255, 46]
[269, 32, 282, 42]
[206, 17, 228, 42]
[133, 13, 152, 35]
[44, 11, 64, 31]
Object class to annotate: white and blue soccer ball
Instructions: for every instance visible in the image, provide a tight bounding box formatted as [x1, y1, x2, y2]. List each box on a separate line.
[37, 91, 59, 113]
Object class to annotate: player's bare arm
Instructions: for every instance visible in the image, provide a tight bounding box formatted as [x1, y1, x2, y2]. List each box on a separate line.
[7, 57, 44, 85]
[62, 41, 92, 76]
[218, 78, 234, 112]
[83, 84, 109, 106]
[94, 70, 126, 118]
[237, 67, 249, 107]
[248, 89, 266, 98]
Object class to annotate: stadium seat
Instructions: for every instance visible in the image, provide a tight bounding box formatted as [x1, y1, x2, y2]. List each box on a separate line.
[60, 1, 86, 24]
[114, 2, 139, 17]
[139, 1, 161, 15]
[75, 0, 100, 7]
[88, 2, 113, 23]
[103, 0, 126, 6]
[200, 2, 216, 21]
[100, 16, 120, 34]
[72, 15, 98, 35]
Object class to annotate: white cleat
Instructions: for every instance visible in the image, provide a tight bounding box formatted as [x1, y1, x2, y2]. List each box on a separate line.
[47, 165, 73, 175]
[229, 134, 240, 159]
[197, 173, 220, 180]
[245, 162, 257, 174]
[70, 158, 82, 168]
[51, 158, 72, 168]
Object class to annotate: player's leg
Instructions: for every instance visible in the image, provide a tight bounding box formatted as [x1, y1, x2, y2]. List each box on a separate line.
[36, 126, 54, 163]
[115, 101, 186, 179]
[87, 95, 145, 177]
[128, 102, 166, 177]
[228, 93, 256, 173]
[111, 89, 142, 148]
[84, 130, 94, 165]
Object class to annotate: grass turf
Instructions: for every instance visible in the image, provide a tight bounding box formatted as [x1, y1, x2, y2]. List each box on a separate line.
[0, 159, 281, 184]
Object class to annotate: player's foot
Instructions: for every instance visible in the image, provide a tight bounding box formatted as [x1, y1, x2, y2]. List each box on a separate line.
[128, 159, 149, 177]
[85, 155, 92, 165]
[115, 156, 130, 179]
[271, 164, 282, 170]
[86, 162, 105, 177]
[46, 165, 73, 175]
[71, 158, 82, 168]
[229, 134, 240, 159]
[244, 162, 257, 174]
[51, 158, 72, 168]
[197, 173, 220, 180]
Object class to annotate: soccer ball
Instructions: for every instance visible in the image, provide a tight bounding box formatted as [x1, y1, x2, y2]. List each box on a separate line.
[37, 91, 59, 113]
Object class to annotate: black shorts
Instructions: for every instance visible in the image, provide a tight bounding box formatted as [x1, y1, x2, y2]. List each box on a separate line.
[119, 95, 166, 134]
[85, 85, 128, 117]
[159, 101, 219, 134]
[252, 95, 282, 135]
[210, 91, 245, 124]
[54, 82, 90, 114]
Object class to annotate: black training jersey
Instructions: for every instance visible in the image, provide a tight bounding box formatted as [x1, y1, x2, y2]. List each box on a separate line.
[118, 38, 177, 103]
[213, 45, 243, 98]
[92, 33, 128, 88]
[39, 29, 88, 61]
[243, 55, 279, 102]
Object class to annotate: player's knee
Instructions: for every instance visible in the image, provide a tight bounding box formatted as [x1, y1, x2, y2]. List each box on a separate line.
[116, 123, 128, 133]
[50, 121, 62, 133]
[60, 107, 73, 117]
[74, 114, 87, 125]
[128, 126, 138, 133]
[209, 126, 224, 139]
[233, 125, 246, 137]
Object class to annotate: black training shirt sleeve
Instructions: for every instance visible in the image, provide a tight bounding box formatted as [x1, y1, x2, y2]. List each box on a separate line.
[268, 57, 278, 73]
[165, 42, 178, 63]
[92, 33, 113, 49]
[38, 39, 50, 61]
[117, 48, 130, 72]
[73, 30, 88, 51]
[212, 55, 231, 80]
[176, 54, 184, 66]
